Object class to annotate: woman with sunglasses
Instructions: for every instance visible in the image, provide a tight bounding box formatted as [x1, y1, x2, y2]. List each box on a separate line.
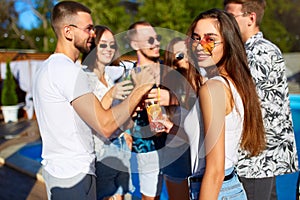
[82, 25, 134, 200]
[159, 37, 196, 200]
[159, 9, 266, 199]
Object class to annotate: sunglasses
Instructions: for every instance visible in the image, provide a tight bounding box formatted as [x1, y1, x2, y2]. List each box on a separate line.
[175, 52, 185, 61]
[99, 43, 117, 49]
[147, 35, 162, 45]
[191, 34, 222, 55]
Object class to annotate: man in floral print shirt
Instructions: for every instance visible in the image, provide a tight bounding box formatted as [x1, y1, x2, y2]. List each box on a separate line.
[224, 0, 298, 199]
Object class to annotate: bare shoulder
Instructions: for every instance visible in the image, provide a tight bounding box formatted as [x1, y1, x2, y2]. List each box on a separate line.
[200, 79, 225, 93]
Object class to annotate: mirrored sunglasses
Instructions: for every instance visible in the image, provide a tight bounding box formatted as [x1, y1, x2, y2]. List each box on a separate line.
[175, 52, 185, 61]
[191, 34, 222, 55]
[148, 35, 162, 45]
[99, 43, 117, 49]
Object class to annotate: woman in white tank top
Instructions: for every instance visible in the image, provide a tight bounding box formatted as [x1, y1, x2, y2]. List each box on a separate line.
[158, 9, 265, 200]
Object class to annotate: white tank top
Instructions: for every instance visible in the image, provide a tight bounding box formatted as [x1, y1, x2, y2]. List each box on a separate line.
[212, 76, 244, 169]
[185, 76, 244, 175]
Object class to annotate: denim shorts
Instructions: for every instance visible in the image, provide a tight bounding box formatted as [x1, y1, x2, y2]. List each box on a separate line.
[95, 136, 134, 199]
[189, 167, 247, 200]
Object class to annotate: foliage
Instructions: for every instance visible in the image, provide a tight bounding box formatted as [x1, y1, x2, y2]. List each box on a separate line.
[1, 61, 18, 106]
[0, 1, 18, 29]
[1, 0, 300, 52]
[262, 0, 297, 52]
[135, 0, 222, 35]
[78, 0, 132, 33]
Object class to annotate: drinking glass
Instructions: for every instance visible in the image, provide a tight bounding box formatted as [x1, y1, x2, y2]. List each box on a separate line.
[146, 100, 164, 132]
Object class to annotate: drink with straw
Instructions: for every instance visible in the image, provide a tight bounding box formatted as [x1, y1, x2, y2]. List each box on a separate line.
[146, 87, 164, 132]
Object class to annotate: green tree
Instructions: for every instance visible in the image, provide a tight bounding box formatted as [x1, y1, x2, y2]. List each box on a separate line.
[0, 0, 34, 49]
[262, 0, 296, 52]
[1, 0, 300, 52]
[1, 61, 18, 106]
[30, 0, 56, 52]
[78, 0, 132, 33]
[0, 0, 56, 52]
[135, 0, 222, 34]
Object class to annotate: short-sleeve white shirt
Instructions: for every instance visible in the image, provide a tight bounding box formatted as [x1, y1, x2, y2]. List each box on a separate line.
[33, 53, 95, 178]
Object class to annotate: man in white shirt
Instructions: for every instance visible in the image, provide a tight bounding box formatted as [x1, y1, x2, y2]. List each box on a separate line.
[32, 1, 154, 199]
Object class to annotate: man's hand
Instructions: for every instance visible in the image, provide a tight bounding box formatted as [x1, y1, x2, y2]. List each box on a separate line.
[146, 88, 170, 106]
[111, 80, 133, 100]
[131, 66, 155, 90]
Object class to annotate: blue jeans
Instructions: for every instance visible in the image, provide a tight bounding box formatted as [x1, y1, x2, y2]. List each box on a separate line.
[95, 136, 134, 199]
[189, 168, 247, 200]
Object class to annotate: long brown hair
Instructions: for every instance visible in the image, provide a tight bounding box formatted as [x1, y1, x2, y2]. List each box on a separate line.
[163, 37, 188, 76]
[187, 8, 265, 156]
[163, 37, 195, 110]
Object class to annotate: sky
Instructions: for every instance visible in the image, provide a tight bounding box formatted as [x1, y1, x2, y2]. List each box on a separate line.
[15, 1, 39, 30]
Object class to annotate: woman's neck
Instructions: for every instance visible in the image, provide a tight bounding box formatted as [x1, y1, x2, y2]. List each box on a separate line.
[93, 62, 105, 78]
[93, 63, 108, 87]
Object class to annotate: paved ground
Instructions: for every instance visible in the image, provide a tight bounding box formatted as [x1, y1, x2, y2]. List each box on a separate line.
[0, 163, 47, 200]
[0, 118, 47, 200]
[0, 118, 138, 200]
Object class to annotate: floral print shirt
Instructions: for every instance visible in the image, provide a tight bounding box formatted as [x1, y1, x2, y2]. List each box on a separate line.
[237, 32, 299, 178]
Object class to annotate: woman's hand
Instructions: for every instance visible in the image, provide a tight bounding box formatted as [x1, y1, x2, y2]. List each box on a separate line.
[153, 114, 174, 134]
[111, 80, 133, 100]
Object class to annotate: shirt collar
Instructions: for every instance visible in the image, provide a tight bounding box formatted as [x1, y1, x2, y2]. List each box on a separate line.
[245, 32, 263, 47]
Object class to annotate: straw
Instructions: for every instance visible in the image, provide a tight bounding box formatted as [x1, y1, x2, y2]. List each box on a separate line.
[157, 87, 160, 103]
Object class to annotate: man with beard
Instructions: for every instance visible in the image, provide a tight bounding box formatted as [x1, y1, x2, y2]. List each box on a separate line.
[33, 2, 154, 199]
[126, 21, 168, 200]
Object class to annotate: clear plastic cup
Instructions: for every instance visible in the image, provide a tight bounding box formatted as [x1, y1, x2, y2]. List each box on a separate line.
[146, 101, 164, 132]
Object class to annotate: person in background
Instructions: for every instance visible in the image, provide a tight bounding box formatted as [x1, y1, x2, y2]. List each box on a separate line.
[125, 21, 166, 200]
[159, 8, 266, 199]
[164, 37, 189, 71]
[161, 37, 192, 200]
[32, 1, 154, 199]
[82, 25, 134, 200]
[224, 1, 298, 199]
[126, 20, 192, 200]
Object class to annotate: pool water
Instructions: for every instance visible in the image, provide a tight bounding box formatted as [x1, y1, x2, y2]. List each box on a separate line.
[18, 141, 42, 162]
[290, 94, 300, 135]
[276, 94, 300, 200]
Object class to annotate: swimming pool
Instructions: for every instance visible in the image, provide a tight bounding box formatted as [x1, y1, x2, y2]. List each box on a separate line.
[290, 94, 300, 135]
[18, 141, 42, 163]
[276, 94, 300, 200]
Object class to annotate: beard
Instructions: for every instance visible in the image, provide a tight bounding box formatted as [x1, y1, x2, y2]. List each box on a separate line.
[140, 49, 160, 63]
[75, 41, 90, 54]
